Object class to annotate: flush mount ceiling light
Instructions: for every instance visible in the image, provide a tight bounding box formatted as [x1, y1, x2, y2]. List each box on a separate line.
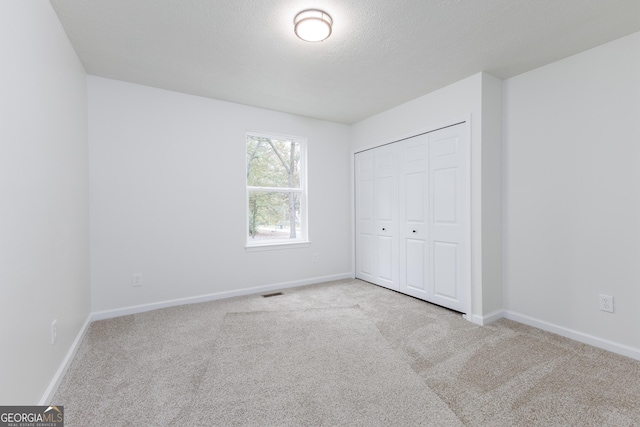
[294, 9, 333, 42]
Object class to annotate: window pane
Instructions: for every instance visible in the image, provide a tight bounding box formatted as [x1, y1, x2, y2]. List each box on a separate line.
[248, 191, 301, 241]
[247, 136, 300, 188]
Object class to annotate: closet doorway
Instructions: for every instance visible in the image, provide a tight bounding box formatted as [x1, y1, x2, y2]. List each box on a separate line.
[354, 123, 469, 313]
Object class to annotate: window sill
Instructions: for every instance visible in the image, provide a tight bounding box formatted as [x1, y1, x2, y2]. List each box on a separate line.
[245, 241, 311, 252]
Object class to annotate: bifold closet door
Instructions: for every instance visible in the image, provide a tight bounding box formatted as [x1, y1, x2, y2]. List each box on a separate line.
[398, 134, 429, 300]
[355, 123, 468, 313]
[355, 149, 375, 284]
[427, 125, 467, 313]
[373, 144, 399, 290]
[354, 144, 399, 291]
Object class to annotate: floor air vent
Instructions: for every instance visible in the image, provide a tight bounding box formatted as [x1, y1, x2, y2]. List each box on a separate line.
[262, 292, 283, 298]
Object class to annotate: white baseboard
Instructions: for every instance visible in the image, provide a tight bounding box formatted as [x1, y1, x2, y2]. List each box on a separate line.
[91, 273, 353, 321]
[39, 273, 352, 402]
[465, 309, 504, 326]
[39, 314, 92, 405]
[38, 286, 640, 405]
[464, 313, 482, 325]
[503, 310, 640, 361]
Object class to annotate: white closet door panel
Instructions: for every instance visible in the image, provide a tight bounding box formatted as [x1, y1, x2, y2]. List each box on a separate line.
[358, 179, 374, 221]
[355, 150, 375, 283]
[431, 134, 458, 158]
[428, 125, 468, 312]
[433, 168, 457, 224]
[398, 135, 429, 298]
[356, 152, 374, 179]
[405, 239, 427, 292]
[405, 172, 426, 222]
[433, 241, 458, 300]
[357, 234, 375, 279]
[377, 235, 395, 284]
[376, 177, 394, 221]
[374, 144, 399, 290]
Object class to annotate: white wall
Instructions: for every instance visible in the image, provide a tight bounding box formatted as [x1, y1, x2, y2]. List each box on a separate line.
[503, 32, 640, 351]
[89, 77, 351, 313]
[480, 74, 504, 315]
[0, 1, 90, 404]
[350, 73, 503, 321]
[350, 74, 483, 150]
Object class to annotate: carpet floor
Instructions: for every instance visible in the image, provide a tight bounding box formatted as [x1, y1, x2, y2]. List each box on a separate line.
[53, 279, 640, 426]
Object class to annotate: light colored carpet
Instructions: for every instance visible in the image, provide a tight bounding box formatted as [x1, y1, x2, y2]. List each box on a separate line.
[185, 306, 460, 426]
[53, 279, 640, 426]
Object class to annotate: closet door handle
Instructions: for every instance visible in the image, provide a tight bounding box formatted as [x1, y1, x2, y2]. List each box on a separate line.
[412, 230, 416, 233]
[382, 228, 386, 231]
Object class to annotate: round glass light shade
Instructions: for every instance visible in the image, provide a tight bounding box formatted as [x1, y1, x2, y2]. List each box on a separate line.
[294, 9, 332, 42]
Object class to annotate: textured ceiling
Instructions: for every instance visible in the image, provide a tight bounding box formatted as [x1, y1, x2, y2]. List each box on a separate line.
[50, 0, 640, 124]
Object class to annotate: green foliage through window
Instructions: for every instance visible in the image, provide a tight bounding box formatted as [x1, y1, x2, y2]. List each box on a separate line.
[246, 134, 305, 244]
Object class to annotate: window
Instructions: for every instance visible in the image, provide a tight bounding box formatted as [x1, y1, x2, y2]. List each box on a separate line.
[246, 132, 307, 248]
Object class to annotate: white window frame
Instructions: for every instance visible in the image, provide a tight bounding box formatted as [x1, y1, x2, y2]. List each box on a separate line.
[245, 131, 309, 251]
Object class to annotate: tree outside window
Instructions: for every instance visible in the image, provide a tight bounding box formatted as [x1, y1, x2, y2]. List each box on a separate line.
[246, 133, 307, 246]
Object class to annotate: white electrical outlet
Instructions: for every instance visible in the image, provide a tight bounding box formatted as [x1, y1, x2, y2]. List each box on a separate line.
[132, 273, 142, 287]
[599, 294, 614, 313]
[312, 253, 319, 263]
[51, 319, 57, 345]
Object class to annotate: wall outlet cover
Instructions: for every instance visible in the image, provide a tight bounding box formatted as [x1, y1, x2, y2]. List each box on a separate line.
[599, 294, 614, 313]
[132, 273, 142, 287]
[51, 319, 57, 344]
